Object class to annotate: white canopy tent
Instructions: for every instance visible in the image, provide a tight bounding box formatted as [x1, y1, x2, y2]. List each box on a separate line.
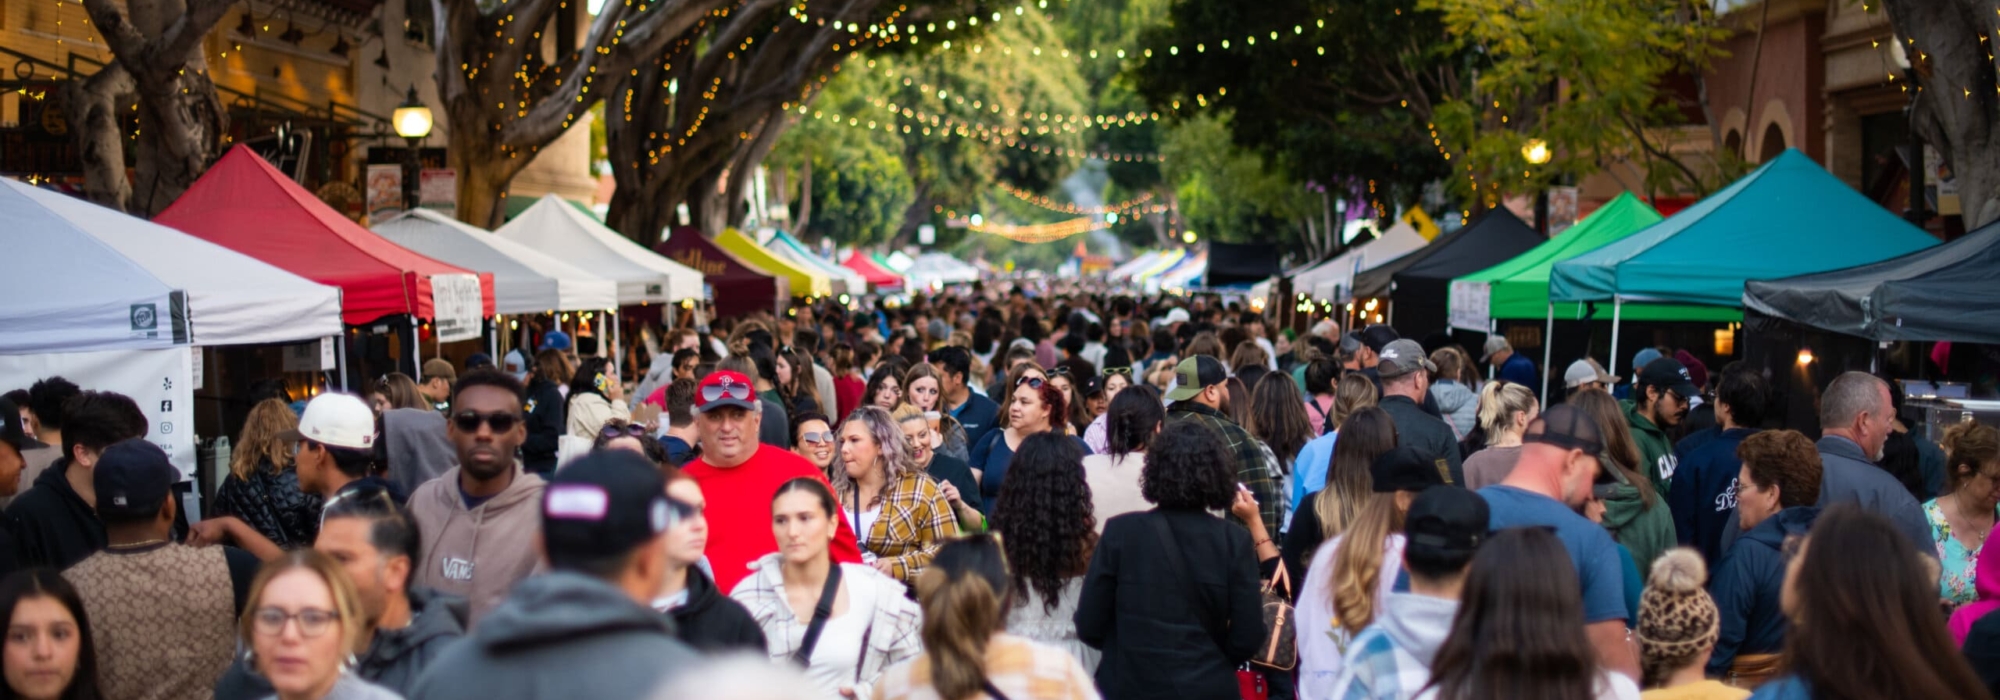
[0, 178, 343, 354]
[1106, 251, 1164, 281]
[375, 209, 619, 314]
[906, 252, 981, 288]
[496, 195, 704, 305]
[1294, 219, 1427, 302]
[884, 251, 915, 273]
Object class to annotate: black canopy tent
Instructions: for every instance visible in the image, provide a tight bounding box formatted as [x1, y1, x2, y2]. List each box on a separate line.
[1356, 207, 1544, 338]
[1203, 241, 1284, 289]
[1744, 221, 2000, 345]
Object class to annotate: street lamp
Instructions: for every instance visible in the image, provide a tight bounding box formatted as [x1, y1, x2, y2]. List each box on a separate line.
[1522, 138, 1552, 234]
[393, 87, 433, 214]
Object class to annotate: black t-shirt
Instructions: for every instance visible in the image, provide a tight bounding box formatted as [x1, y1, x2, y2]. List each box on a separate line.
[925, 453, 984, 517]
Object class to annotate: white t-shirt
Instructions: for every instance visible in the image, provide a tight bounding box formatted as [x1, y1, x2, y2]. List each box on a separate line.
[844, 506, 883, 562]
[804, 565, 879, 695]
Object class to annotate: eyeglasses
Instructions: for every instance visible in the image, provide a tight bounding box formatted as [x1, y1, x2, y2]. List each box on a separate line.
[452, 411, 521, 433]
[701, 380, 753, 403]
[1015, 376, 1045, 390]
[798, 430, 835, 445]
[599, 423, 648, 441]
[252, 607, 340, 638]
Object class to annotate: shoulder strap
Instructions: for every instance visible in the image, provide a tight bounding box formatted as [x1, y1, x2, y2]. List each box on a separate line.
[1308, 399, 1335, 435]
[791, 563, 844, 666]
[1145, 514, 1222, 641]
[981, 680, 1012, 700]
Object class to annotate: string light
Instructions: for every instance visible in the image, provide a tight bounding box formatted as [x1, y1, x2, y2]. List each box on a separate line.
[970, 215, 1110, 243]
[997, 184, 1163, 215]
[797, 106, 1165, 162]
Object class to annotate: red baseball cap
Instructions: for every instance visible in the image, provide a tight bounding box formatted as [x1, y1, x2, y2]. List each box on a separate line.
[695, 370, 759, 413]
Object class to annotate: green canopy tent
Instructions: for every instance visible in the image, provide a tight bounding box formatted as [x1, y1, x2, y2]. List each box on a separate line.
[1548, 149, 1937, 382]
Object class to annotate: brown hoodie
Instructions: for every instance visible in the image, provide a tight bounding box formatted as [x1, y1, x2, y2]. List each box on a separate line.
[408, 463, 546, 626]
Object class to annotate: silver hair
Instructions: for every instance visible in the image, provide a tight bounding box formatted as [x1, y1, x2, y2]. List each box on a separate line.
[843, 405, 918, 485]
[1819, 371, 1888, 429]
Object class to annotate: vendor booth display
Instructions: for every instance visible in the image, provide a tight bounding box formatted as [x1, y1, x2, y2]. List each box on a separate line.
[842, 252, 905, 292]
[655, 227, 789, 316]
[765, 229, 865, 294]
[375, 209, 618, 315]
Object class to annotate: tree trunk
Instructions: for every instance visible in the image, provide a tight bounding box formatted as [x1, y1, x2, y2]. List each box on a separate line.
[62, 65, 135, 211]
[890, 183, 935, 249]
[73, 0, 233, 215]
[794, 153, 814, 233]
[1880, 0, 2000, 228]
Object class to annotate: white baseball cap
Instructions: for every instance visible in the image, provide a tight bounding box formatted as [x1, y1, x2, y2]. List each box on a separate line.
[281, 393, 377, 450]
[1564, 358, 1620, 389]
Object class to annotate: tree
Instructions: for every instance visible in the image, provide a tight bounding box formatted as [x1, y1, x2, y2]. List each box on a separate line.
[64, 0, 234, 214]
[1160, 112, 1325, 257]
[767, 98, 915, 246]
[1878, 0, 2000, 227]
[430, 0, 738, 227]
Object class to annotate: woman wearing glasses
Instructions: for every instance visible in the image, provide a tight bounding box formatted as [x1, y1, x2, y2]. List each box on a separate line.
[971, 368, 1083, 513]
[792, 413, 841, 487]
[1080, 367, 1133, 455]
[565, 357, 630, 440]
[902, 364, 969, 463]
[838, 407, 958, 588]
[242, 550, 400, 700]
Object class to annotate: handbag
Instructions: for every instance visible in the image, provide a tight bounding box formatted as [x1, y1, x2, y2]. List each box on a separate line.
[1146, 515, 1269, 700]
[1249, 561, 1297, 672]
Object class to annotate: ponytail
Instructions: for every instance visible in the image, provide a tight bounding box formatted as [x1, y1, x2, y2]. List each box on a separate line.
[1476, 380, 1537, 436]
[916, 535, 1012, 700]
[1330, 494, 1405, 634]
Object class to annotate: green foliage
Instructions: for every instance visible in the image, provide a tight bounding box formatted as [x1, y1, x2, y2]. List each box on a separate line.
[1161, 113, 1318, 244]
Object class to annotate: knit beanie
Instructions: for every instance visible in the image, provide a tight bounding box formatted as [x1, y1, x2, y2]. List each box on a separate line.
[1637, 548, 1720, 683]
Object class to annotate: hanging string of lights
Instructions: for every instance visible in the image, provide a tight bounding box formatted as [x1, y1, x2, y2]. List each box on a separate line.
[793, 105, 1166, 162]
[970, 215, 1109, 244]
[997, 184, 1160, 216]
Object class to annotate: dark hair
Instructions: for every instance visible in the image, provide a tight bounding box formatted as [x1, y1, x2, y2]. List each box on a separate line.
[592, 422, 669, 465]
[772, 476, 838, 517]
[789, 411, 831, 448]
[1107, 384, 1166, 459]
[321, 485, 421, 563]
[454, 368, 527, 407]
[1150, 328, 1175, 355]
[1715, 362, 1769, 428]
[1141, 421, 1238, 511]
[1737, 429, 1823, 509]
[27, 376, 81, 433]
[989, 433, 1096, 616]
[916, 535, 1013, 700]
[568, 358, 614, 401]
[671, 348, 700, 373]
[971, 321, 1000, 356]
[862, 365, 902, 411]
[1304, 359, 1341, 396]
[0, 568, 102, 700]
[1247, 372, 1312, 467]
[1784, 505, 1992, 700]
[666, 378, 697, 428]
[1423, 528, 1599, 700]
[60, 391, 147, 463]
[307, 440, 376, 479]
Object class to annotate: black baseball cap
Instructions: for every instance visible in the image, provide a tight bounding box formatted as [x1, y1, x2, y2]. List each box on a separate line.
[1082, 375, 1107, 397]
[0, 397, 25, 452]
[1405, 486, 1489, 553]
[1637, 357, 1701, 400]
[1371, 446, 1448, 493]
[1360, 325, 1401, 353]
[1165, 355, 1228, 402]
[1523, 404, 1605, 455]
[94, 439, 179, 520]
[542, 450, 676, 567]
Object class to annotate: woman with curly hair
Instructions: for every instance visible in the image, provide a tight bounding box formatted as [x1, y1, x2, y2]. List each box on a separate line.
[989, 433, 1101, 672]
[1076, 420, 1263, 699]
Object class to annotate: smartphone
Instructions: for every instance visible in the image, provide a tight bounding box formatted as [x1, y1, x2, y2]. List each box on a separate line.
[1237, 482, 1251, 493]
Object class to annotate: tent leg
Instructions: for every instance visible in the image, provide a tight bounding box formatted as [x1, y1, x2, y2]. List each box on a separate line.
[489, 317, 500, 360]
[611, 308, 623, 371]
[1387, 299, 1395, 327]
[1541, 303, 1555, 403]
[410, 317, 423, 382]
[336, 331, 350, 392]
[1488, 319, 1499, 381]
[1609, 297, 1624, 378]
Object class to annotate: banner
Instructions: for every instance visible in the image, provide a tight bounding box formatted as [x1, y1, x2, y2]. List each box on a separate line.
[1448, 280, 1491, 333]
[431, 274, 484, 343]
[419, 169, 457, 219]
[281, 337, 336, 372]
[365, 165, 403, 221]
[0, 348, 196, 479]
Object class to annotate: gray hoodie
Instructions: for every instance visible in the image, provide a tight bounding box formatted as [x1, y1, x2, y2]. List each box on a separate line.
[1429, 380, 1478, 439]
[215, 587, 470, 700]
[1378, 592, 1457, 668]
[382, 409, 457, 498]
[407, 465, 546, 624]
[406, 572, 699, 700]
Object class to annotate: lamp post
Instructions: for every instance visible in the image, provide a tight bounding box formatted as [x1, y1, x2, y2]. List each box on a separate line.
[1522, 138, 1552, 235]
[392, 87, 433, 215]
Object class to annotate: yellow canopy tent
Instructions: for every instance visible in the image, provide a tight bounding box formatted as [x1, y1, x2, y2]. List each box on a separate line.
[716, 228, 832, 297]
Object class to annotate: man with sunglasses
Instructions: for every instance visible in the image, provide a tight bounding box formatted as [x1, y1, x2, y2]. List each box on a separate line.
[681, 370, 862, 592]
[407, 370, 548, 624]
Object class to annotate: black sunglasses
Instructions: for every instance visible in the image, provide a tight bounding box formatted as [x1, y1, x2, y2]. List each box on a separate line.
[452, 411, 521, 433]
[599, 423, 647, 440]
[1016, 376, 1045, 390]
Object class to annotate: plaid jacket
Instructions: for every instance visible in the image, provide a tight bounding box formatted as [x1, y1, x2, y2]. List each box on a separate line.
[732, 554, 925, 699]
[1169, 401, 1286, 535]
[854, 470, 960, 587]
[1329, 623, 1432, 700]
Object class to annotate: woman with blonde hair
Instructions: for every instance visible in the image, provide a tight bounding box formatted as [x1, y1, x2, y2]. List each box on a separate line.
[902, 363, 970, 463]
[211, 398, 322, 548]
[1288, 373, 1381, 516]
[1283, 406, 1395, 582]
[242, 550, 400, 700]
[1461, 380, 1540, 489]
[890, 404, 983, 531]
[839, 407, 959, 588]
[874, 535, 1099, 700]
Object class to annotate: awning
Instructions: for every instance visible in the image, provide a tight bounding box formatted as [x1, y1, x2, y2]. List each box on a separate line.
[1296, 220, 1428, 301]
[765, 229, 863, 294]
[495, 195, 705, 305]
[1131, 249, 1187, 282]
[906, 252, 981, 288]
[715, 228, 831, 297]
[374, 209, 619, 314]
[655, 227, 787, 316]
[1357, 207, 1545, 300]
[843, 252, 904, 289]
[1106, 251, 1164, 281]
[1745, 218, 2000, 343]
[154, 145, 494, 325]
[0, 178, 342, 354]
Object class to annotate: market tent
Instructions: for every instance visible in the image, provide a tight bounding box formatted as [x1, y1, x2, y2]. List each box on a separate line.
[156, 145, 494, 325]
[1745, 219, 2000, 344]
[374, 209, 618, 314]
[1357, 207, 1544, 300]
[1107, 251, 1164, 281]
[1447, 192, 1735, 329]
[883, 251, 914, 273]
[496, 195, 704, 304]
[655, 227, 788, 316]
[0, 178, 343, 354]
[1203, 242, 1282, 288]
[715, 228, 831, 297]
[842, 252, 904, 290]
[1131, 249, 1187, 284]
[907, 252, 981, 288]
[1550, 149, 1937, 308]
[1297, 219, 1428, 301]
[766, 229, 863, 294]
[1160, 253, 1209, 291]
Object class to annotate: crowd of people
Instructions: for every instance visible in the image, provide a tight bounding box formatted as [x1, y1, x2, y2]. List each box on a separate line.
[0, 284, 1994, 700]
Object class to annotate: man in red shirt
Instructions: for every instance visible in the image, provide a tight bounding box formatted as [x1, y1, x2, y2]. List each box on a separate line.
[682, 370, 862, 592]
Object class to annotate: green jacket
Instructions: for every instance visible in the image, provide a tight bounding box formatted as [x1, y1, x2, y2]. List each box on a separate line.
[1621, 399, 1678, 495]
[1597, 455, 1676, 573]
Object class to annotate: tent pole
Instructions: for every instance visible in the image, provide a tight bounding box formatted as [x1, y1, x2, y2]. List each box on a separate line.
[336, 332, 350, 392]
[410, 317, 422, 382]
[1609, 297, 1624, 378]
[489, 317, 499, 360]
[612, 308, 622, 371]
[1542, 303, 1555, 403]
[1488, 319, 1499, 381]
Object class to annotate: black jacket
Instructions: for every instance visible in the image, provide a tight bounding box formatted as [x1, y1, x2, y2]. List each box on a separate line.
[522, 379, 566, 474]
[926, 453, 983, 517]
[6, 459, 104, 570]
[1077, 509, 1264, 700]
[209, 461, 321, 548]
[1379, 395, 1465, 486]
[215, 587, 470, 699]
[1965, 607, 2000, 699]
[666, 566, 766, 653]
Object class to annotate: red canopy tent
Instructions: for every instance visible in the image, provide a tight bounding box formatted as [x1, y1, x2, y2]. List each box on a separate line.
[842, 252, 902, 291]
[155, 146, 495, 325]
[654, 227, 786, 317]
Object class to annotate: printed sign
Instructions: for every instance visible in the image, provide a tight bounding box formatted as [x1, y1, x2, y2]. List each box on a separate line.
[0, 349, 195, 478]
[366, 165, 403, 221]
[431, 274, 484, 343]
[1448, 280, 1491, 333]
[282, 337, 336, 372]
[420, 169, 457, 219]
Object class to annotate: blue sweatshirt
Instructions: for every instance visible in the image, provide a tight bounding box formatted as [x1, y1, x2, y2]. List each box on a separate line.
[1671, 427, 1759, 566]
